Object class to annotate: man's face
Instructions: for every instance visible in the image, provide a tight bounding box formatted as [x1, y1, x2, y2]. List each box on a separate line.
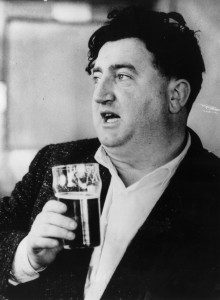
[91, 38, 170, 149]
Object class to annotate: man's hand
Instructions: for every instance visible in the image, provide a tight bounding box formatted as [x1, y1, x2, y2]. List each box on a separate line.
[26, 200, 77, 270]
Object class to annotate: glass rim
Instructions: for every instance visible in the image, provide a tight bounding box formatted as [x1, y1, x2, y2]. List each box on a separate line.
[52, 162, 99, 171]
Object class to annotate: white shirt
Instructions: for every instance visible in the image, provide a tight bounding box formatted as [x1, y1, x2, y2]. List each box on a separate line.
[10, 134, 191, 299]
[84, 135, 191, 299]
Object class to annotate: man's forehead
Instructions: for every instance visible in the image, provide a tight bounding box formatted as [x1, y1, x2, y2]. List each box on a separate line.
[92, 38, 154, 71]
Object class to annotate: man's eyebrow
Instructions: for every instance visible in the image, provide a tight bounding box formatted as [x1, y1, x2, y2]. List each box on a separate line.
[92, 66, 102, 74]
[111, 64, 137, 74]
[92, 64, 137, 74]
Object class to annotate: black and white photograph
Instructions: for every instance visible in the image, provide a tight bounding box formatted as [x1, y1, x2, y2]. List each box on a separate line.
[0, 0, 219, 299]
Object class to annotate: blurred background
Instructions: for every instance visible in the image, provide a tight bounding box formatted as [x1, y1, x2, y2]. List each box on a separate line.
[0, 0, 219, 196]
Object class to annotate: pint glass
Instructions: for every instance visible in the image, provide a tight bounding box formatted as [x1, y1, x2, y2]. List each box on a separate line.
[52, 163, 102, 249]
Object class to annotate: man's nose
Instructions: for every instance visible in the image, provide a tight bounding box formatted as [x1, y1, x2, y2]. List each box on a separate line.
[93, 77, 115, 104]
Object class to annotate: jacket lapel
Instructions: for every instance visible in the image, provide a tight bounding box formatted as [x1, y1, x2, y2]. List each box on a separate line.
[102, 176, 185, 299]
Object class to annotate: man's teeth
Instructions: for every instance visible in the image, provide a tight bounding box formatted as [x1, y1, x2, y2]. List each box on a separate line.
[106, 118, 118, 123]
[101, 112, 120, 123]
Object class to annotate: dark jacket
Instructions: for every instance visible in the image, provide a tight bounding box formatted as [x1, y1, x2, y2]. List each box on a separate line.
[0, 129, 220, 300]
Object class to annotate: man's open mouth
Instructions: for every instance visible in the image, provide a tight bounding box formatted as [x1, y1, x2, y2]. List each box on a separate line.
[101, 112, 120, 123]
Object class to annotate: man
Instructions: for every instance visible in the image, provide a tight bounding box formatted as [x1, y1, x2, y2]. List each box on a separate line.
[0, 6, 220, 300]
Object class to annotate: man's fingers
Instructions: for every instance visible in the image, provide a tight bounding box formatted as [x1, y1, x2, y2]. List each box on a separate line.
[34, 211, 77, 231]
[42, 199, 67, 214]
[44, 212, 77, 231]
[30, 205, 77, 247]
[39, 224, 75, 241]
[31, 237, 62, 249]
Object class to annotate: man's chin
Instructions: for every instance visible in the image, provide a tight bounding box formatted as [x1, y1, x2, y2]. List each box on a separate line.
[98, 135, 127, 149]
[99, 140, 119, 148]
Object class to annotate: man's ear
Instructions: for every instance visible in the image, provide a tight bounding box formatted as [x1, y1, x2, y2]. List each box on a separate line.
[168, 79, 191, 113]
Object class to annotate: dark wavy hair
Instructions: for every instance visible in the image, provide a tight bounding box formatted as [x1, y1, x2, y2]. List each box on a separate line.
[86, 6, 205, 112]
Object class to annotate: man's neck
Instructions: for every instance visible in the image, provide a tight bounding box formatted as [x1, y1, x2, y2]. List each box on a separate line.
[103, 131, 187, 187]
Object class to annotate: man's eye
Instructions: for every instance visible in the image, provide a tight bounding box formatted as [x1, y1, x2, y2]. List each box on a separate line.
[92, 75, 101, 84]
[116, 74, 131, 81]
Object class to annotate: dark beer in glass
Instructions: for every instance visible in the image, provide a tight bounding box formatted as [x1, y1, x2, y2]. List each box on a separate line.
[52, 163, 101, 249]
